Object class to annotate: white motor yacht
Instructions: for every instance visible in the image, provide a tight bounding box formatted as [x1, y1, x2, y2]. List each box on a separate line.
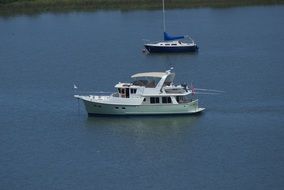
[74, 69, 205, 116]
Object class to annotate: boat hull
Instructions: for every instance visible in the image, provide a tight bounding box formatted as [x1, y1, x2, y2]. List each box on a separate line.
[144, 44, 198, 53]
[81, 99, 204, 116]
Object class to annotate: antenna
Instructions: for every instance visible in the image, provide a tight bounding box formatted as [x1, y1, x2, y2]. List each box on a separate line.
[162, 0, 166, 32]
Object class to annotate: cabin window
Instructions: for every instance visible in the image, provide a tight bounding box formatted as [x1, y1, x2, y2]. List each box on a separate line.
[126, 88, 129, 98]
[156, 97, 160, 103]
[176, 96, 180, 103]
[162, 97, 172, 104]
[143, 98, 146, 102]
[165, 44, 170, 45]
[150, 97, 160, 104]
[118, 88, 121, 93]
[130, 89, 137, 94]
[171, 44, 177, 46]
[176, 96, 186, 103]
[120, 88, 128, 98]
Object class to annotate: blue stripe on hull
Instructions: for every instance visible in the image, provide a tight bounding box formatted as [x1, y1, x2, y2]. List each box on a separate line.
[144, 45, 198, 53]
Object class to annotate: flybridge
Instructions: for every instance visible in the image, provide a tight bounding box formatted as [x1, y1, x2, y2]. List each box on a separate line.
[130, 71, 175, 89]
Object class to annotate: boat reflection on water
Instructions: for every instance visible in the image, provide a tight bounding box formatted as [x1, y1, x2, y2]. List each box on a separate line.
[84, 115, 202, 137]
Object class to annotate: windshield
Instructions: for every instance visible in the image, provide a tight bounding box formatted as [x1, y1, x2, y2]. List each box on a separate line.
[132, 77, 161, 88]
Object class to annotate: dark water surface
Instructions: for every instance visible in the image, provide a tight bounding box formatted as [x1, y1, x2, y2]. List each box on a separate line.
[1, 6, 284, 190]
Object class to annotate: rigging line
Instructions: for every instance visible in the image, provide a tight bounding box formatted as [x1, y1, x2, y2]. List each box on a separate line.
[195, 88, 225, 93]
[75, 91, 113, 94]
[163, 0, 166, 32]
[194, 92, 221, 95]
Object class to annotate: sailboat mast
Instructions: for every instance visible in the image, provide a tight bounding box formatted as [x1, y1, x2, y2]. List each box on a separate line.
[162, 0, 166, 32]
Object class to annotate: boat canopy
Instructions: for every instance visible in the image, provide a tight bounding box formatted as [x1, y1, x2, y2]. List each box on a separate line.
[164, 32, 185, 41]
[131, 72, 167, 78]
[131, 71, 175, 88]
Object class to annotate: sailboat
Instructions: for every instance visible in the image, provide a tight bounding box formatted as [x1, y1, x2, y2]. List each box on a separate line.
[144, 0, 198, 53]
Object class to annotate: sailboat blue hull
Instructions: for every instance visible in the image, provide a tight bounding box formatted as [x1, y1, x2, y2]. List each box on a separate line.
[144, 44, 198, 53]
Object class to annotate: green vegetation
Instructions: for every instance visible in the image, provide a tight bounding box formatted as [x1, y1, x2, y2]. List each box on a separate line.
[1, 0, 283, 14]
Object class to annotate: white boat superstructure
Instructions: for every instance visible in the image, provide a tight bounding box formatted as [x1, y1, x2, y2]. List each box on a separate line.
[75, 69, 205, 116]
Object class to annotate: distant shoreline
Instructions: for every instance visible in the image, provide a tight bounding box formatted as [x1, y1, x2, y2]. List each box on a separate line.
[1, 0, 284, 15]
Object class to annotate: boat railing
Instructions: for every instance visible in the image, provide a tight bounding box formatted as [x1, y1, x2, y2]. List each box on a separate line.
[137, 87, 145, 95]
[178, 99, 197, 104]
[93, 95, 110, 101]
[111, 92, 119, 97]
[184, 36, 195, 44]
[110, 92, 143, 99]
[178, 99, 191, 104]
[76, 91, 112, 96]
